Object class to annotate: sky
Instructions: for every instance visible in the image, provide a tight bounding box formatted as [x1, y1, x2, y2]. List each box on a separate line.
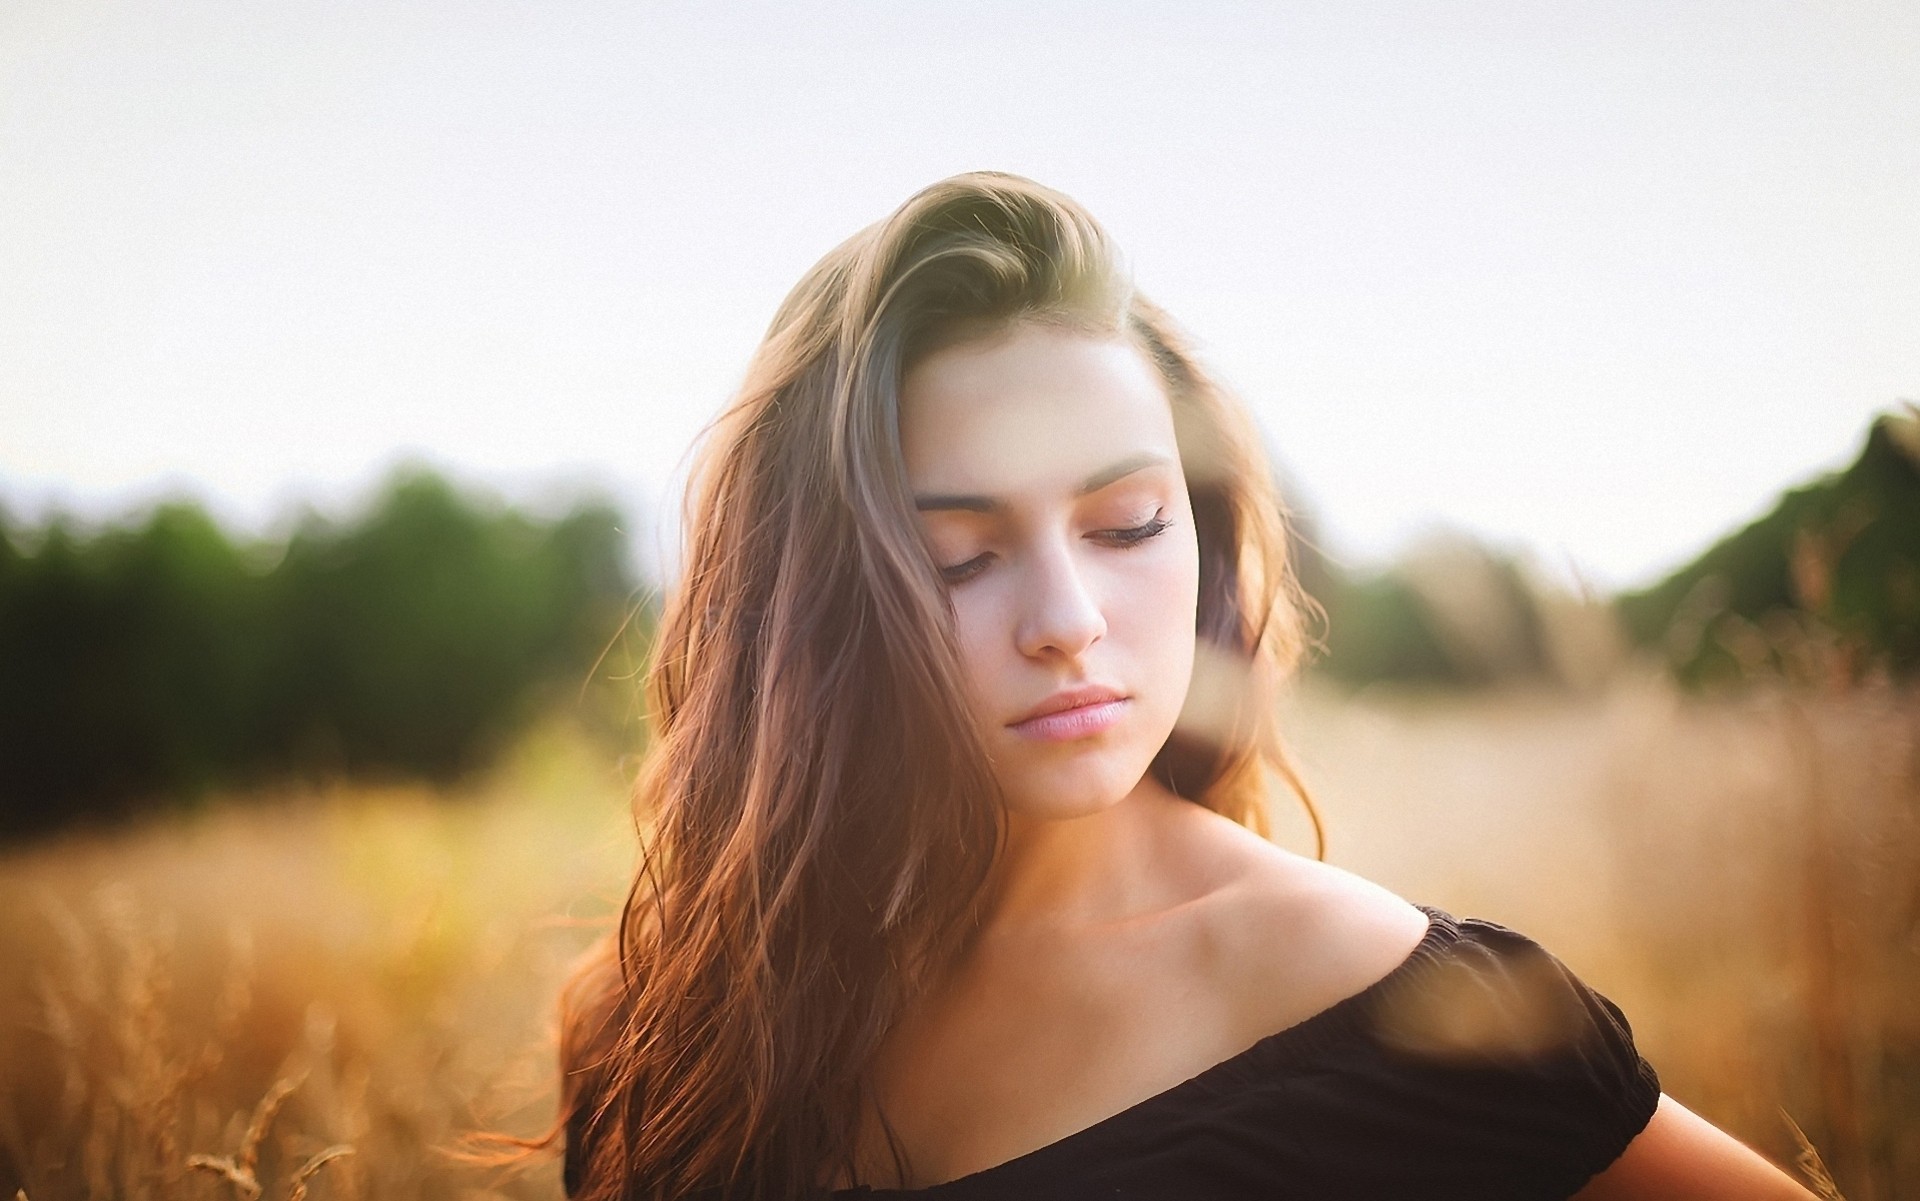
[3, 0, 1916, 591]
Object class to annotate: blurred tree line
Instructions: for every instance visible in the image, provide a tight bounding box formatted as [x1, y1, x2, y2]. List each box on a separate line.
[1298, 406, 1920, 694]
[4, 407, 1914, 842]
[0, 469, 643, 842]
[1618, 406, 1920, 688]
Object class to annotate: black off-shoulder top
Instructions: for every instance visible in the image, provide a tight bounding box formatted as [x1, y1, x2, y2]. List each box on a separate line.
[567, 907, 1662, 1201]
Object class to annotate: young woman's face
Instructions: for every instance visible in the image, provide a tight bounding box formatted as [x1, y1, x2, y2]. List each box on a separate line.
[899, 322, 1200, 823]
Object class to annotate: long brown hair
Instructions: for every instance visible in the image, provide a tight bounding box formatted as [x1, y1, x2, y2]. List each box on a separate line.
[561, 172, 1321, 1200]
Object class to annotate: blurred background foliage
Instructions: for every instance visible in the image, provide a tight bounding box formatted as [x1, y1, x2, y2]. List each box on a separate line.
[2, 407, 1917, 844]
[0, 469, 647, 842]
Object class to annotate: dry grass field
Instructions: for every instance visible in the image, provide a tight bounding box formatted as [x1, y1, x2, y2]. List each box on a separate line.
[1, 670, 1914, 1200]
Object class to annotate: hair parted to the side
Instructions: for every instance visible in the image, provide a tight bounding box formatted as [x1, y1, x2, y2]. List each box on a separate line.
[559, 172, 1323, 1201]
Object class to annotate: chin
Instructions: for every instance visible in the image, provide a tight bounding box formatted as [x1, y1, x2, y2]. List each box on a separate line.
[996, 752, 1157, 823]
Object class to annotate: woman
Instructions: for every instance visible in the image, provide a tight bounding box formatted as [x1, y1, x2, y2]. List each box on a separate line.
[560, 173, 1814, 1199]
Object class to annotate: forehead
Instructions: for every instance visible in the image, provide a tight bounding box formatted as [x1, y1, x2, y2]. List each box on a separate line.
[897, 324, 1179, 494]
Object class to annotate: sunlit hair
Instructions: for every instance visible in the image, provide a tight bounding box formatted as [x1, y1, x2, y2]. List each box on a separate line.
[560, 172, 1322, 1200]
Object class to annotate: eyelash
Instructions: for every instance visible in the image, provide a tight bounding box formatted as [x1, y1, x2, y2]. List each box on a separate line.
[938, 513, 1173, 585]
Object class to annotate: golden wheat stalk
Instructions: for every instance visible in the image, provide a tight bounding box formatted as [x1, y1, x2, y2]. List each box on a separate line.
[287, 1145, 355, 1201]
[186, 1153, 264, 1201]
[1779, 1108, 1846, 1201]
[186, 1067, 313, 1200]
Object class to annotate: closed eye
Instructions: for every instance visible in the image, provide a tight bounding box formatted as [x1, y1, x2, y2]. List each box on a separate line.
[936, 513, 1172, 586]
[939, 553, 993, 585]
[1093, 513, 1172, 547]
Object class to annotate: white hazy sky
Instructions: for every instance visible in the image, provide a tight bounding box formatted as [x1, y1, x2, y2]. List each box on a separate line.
[3, 0, 1916, 591]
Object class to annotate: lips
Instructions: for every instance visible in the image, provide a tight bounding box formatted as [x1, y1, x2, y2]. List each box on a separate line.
[1007, 684, 1129, 742]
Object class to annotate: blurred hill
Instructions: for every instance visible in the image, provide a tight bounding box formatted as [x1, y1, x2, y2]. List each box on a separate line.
[1617, 405, 1920, 686]
[1286, 487, 1601, 692]
[0, 468, 645, 842]
[1295, 526, 1567, 691]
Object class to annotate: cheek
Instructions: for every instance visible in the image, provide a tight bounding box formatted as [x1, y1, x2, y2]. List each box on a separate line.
[1105, 506, 1190, 621]
[946, 592, 1011, 709]
[1114, 525, 1201, 653]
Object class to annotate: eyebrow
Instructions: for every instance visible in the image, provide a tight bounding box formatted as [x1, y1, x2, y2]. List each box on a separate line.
[913, 451, 1173, 513]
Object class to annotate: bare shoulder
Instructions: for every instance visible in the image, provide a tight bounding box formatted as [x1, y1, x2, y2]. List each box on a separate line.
[1171, 807, 1432, 1037]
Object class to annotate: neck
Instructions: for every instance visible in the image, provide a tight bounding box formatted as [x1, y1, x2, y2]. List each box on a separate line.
[981, 777, 1197, 932]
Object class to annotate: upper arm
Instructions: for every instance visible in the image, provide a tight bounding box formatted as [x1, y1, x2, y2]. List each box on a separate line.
[1573, 1094, 1819, 1200]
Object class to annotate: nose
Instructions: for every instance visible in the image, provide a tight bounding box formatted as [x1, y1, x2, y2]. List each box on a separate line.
[1013, 540, 1107, 661]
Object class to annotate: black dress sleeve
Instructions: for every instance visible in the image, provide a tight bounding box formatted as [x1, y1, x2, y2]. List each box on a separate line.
[1366, 911, 1663, 1194]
